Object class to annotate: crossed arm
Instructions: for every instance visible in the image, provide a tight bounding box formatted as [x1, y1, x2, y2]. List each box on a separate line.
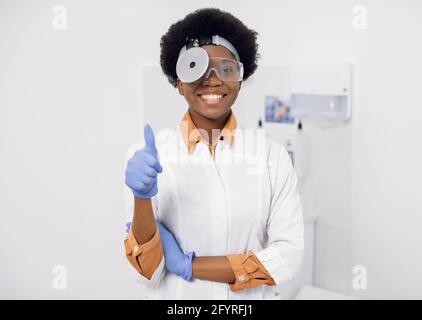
[126, 197, 276, 292]
[192, 256, 236, 283]
[130, 197, 237, 284]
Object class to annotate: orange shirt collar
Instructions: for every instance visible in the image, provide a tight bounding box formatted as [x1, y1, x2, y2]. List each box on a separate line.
[179, 110, 237, 154]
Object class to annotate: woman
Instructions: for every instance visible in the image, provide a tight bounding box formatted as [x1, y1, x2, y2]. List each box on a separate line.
[124, 8, 304, 299]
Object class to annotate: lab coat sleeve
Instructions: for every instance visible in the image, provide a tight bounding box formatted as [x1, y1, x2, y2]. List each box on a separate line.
[253, 146, 305, 287]
[123, 144, 166, 286]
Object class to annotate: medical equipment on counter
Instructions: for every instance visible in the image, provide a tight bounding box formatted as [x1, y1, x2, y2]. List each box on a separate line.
[285, 120, 309, 182]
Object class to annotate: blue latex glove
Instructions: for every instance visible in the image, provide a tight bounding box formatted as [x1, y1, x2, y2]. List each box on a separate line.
[156, 220, 195, 281]
[125, 124, 163, 199]
[125, 222, 131, 234]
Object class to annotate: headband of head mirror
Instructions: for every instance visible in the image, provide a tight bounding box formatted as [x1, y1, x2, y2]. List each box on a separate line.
[176, 35, 244, 83]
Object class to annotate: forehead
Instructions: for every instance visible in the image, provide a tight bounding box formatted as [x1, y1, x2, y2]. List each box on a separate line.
[201, 44, 236, 60]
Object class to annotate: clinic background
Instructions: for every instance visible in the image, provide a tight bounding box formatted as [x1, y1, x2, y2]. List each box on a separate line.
[1, 0, 421, 299]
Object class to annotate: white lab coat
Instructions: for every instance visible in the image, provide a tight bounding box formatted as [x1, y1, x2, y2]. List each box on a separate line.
[123, 125, 304, 300]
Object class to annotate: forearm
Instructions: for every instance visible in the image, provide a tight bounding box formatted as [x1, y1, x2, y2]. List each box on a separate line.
[191, 256, 236, 284]
[131, 197, 156, 244]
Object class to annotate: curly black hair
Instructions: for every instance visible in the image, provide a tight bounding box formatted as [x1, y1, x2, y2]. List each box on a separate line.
[160, 8, 259, 87]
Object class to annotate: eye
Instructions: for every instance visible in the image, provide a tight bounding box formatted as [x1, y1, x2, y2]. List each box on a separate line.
[223, 67, 233, 73]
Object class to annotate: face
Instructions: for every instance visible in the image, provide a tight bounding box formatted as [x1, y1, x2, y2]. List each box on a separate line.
[176, 45, 241, 121]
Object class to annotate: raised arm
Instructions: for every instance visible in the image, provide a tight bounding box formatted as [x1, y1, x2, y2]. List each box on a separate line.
[123, 124, 165, 281]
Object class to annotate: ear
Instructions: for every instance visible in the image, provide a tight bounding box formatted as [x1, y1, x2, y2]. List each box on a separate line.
[176, 79, 184, 96]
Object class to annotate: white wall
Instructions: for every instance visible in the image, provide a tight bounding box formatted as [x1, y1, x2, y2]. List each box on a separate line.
[1, 0, 421, 299]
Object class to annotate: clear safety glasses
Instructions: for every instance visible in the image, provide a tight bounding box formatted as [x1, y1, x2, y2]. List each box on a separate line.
[196, 57, 244, 83]
[176, 47, 244, 83]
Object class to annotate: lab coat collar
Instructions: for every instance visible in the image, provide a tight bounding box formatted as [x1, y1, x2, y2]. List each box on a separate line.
[178, 109, 237, 155]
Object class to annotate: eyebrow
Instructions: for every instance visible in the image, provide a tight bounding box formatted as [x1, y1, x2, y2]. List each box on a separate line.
[220, 58, 236, 64]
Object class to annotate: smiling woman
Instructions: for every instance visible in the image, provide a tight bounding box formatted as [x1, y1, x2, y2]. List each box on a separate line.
[177, 44, 241, 134]
[161, 8, 259, 142]
[123, 7, 304, 300]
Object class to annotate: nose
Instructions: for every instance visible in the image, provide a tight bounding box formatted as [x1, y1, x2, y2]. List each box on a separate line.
[203, 68, 222, 85]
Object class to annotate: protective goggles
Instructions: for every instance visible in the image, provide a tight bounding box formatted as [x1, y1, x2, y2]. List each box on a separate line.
[176, 35, 244, 83]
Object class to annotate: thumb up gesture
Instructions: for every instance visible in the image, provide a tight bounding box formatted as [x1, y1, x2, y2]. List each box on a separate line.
[125, 124, 163, 199]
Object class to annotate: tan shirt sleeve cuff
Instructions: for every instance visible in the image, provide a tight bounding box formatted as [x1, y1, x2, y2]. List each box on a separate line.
[124, 224, 163, 280]
[226, 251, 275, 292]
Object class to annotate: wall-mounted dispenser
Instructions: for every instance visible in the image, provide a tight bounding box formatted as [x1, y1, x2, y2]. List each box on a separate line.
[289, 63, 352, 121]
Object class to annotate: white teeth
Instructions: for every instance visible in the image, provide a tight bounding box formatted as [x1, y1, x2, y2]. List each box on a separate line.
[201, 94, 223, 100]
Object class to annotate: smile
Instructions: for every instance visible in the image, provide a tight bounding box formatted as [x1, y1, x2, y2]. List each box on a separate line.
[198, 94, 227, 104]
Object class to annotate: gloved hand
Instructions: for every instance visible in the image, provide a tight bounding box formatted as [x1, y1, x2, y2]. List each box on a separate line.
[125, 124, 163, 199]
[156, 220, 195, 281]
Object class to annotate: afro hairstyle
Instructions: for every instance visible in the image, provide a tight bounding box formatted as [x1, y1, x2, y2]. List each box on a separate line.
[160, 8, 259, 87]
